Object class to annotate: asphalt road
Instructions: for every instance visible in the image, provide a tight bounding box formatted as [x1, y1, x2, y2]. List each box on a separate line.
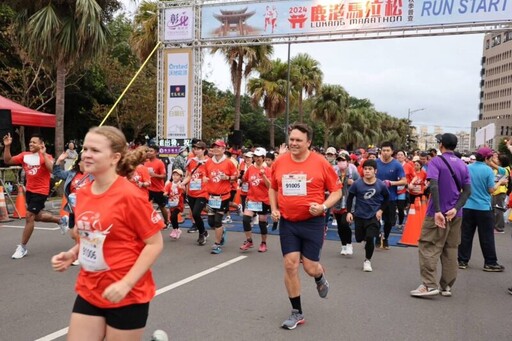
[1, 217, 512, 341]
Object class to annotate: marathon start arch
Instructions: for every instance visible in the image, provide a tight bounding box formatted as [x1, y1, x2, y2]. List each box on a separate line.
[156, 0, 512, 147]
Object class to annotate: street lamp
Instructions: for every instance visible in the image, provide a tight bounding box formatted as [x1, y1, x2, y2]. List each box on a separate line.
[407, 108, 425, 150]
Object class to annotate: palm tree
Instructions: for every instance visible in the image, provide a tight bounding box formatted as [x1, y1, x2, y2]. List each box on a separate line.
[291, 53, 323, 123]
[311, 84, 349, 148]
[130, 0, 158, 61]
[211, 45, 273, 131]
[247, 59, 295, 148]
[8, 0, 111, 154]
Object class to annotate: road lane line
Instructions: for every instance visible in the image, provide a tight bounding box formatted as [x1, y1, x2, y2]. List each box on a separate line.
[1, 224, 58, 231]
[35, 255, 247, 341]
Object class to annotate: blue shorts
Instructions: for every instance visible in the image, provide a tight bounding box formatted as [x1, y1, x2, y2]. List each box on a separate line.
[279, 216, 325, 262]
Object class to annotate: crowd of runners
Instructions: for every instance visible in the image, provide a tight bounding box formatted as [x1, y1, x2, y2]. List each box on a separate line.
[3, 124, 512, 339]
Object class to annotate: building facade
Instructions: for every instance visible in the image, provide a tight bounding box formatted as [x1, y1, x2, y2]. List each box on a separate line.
[472, 31, 512, 149]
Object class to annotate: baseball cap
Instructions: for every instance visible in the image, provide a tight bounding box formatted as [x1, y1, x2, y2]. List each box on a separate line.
[367, 148, 378, 155]
[253, 147, 267, 157]
[336, 154, 349, 162]
[244, 151, 254, 157]
[350, 154, 358, 161]
[193, 141, 207, 149]
[211, 139, 226, 148]
[476, 147, 493, 158]
[412, 155, 420, 162]
[435, 133, 458, 149]
[172, 169, 184, 176]
[325, 147, 337, 155]
[469, 154, 476, 160]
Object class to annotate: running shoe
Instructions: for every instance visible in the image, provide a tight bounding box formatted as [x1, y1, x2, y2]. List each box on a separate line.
[222, 216, 232, 224]
[211, 244, 222, 254]
[363, 260, 373, 272]
[188, 224, 198, 233]
[258, 242, 267, 252]
[169, 229, 177, 239]
[281, 309, 305, 330]
[162, 223, 170, 230]
[440, 286, 452, 297]
[150, 329, 169, 341]
[237, 204, 243, 216]
[332, 219, 338, 226]
[11, 245, 27, 259]
[175, 229, 182, 240]
[240, 240, 254, 251]
[340, 245, 347, 255]
[382, 239, 390, 250]
[316, 276, 329, 298]
[197, 232, 207, 245]
[58, 215, 69, 235]
[346, 244, 353, 255]
[410, 284, 439, 297]
[483, 263, 505, 272]
[458, 261, 468, 269]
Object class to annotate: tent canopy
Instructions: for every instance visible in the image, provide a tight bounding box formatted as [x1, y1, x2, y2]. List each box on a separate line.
[0, 95, 56, 128]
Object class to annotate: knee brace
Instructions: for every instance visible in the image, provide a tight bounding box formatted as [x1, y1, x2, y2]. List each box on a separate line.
[259, 221, 268, 235]
[243, 215, 252, 232]
[212, 211, 223, 228]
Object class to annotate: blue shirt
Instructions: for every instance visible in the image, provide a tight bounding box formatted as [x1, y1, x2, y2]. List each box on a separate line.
[348, 178, 389, 220]
[376, 158, 405, 201]
[426, 152, 471, 217]
[464, 162, 496, 211]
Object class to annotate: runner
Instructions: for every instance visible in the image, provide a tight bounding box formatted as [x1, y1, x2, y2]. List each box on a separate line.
[145, 145, 169, 229]
[51, 126, 164, 340]
[164, 169, 185, 240]
[126, 146, 151, 196]
[3, 132, 66, 259]
[269, 123, 341, 330]
[240, 147, 271, 252]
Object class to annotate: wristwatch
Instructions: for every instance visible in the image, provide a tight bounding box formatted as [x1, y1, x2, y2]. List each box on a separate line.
[322, 204, 328, 212]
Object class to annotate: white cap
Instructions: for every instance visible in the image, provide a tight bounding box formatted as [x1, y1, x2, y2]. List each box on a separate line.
[244, 151, 254, 157]
[253, 147, 267, 157]
[325, 147, 337, 155]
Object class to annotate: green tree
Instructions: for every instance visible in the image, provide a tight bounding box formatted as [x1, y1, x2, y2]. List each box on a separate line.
[201, 80, 235, 142]
[247, 59, 296, 148]
[291, 53, 323, 123]
[211, 45, 273, 131]
[130, 0, 158, 61]
[311, 84, 349, 148]
[6, 0, 118, 154]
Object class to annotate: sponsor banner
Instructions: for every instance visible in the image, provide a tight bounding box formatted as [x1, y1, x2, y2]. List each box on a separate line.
[158, 138, 193, 157]
[201, 0, 512, 39]
[164, 7, 194, 41]
[163, 49, 193, 139]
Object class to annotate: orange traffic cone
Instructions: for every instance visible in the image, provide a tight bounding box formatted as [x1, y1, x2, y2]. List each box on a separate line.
[399, 197, 422, 246]
[0, 186, 13, 222]
[11, 185, 26, 219]
[178, 212, 185, 224]
[60, 195, 69, 218]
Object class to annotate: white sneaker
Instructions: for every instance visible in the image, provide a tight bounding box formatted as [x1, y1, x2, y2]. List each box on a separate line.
[237, 204, 243, 216]
[151, 329, 169, 341]
[340, 245, 347, 255]
[58, 215, 69, 235]
[12, 245, 27, 259]
[332, 219, 338, 226]
[410, 284, 439, 297]
[222, 216, 232, 224]
[363, 260, 372, 272]
[346, 244, 353, 255]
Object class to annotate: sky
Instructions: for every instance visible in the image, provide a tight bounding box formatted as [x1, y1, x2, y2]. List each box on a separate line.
[121, 0, 485, 134]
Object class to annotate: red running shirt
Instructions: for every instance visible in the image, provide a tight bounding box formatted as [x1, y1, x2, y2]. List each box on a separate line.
[243, 164, 271, 204]
[11, 152, 53, 195]
[205, 157, 237, 201]
[144, 158, 166, 192]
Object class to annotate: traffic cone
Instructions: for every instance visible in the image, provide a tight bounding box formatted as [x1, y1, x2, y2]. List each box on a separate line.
[399, 197, 422, 246]
[60, 195, 69, 218]
[178, 212, 184, 224]
[11, 185, 26, 219]
[0, 186, 13, 222]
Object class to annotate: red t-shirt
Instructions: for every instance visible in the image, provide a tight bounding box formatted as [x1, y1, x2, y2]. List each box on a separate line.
[11, 152, 53, 195]
[271, 152, 342, 222]
[239, 160, 251, 194]
[74, 176, 164, 308]
[408, 169, 428, 195]
[186, 157, 209, 199]
[144, 158, 166, 192]
[128, 164, 151, 195]
[70, 173, 93, 194]
[243, 164, 271, 204]
[205, 156, 238, 201]
[164, 181, 184, 212]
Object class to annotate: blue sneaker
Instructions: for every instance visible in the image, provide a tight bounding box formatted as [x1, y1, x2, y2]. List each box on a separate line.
[211, 244, 222, 254]
[220, 229, 227, 246]
[58, 216, 69, 235]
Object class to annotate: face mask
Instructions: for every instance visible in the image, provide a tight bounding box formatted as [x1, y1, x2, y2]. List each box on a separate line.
[338, 161, 348, 170]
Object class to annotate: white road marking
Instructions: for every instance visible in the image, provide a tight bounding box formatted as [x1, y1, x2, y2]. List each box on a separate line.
[34, 255, 247, 341]
[0, 224, 58, 231]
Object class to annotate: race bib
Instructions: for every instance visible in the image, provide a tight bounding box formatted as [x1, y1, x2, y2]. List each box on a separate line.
[241, 182, 249, 192]
[282, 174, 307, 196]
[189, 179, 202, 191]
[247, 200, 263, 212]
[78, 230, 109, 272]
[167, 198, 179, 208]
[208, 195, 222, 209]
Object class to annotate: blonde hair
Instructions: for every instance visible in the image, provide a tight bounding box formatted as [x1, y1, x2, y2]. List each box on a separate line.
[87, 126, 131, 176]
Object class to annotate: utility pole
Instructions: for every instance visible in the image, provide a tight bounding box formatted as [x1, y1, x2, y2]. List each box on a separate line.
[407, 108, 425, 150]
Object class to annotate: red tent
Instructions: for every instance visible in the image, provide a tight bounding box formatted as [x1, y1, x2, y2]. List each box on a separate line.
[0, 95, 56, 128]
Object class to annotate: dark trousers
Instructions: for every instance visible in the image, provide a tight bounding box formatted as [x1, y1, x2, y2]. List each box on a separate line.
[397, 199, 406, 225]
[170, 209, 181, 229]
[458, 208, 498, 265]
[382, 200, 397, 240]
[187, 196, 207, 234]
[334, 212, 352, 245]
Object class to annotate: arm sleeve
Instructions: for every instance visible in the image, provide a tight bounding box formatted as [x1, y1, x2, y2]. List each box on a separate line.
[346, 192, 355, 212]
[380, 185, 389, 211]
[454, 183, 472, 211]
[429, 179, 441, 212]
